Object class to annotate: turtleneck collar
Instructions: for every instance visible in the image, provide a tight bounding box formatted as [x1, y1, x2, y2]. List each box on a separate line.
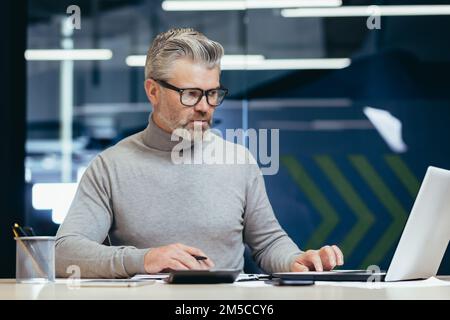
[143, 113, 208, 152]
[141, 113, 180, 151]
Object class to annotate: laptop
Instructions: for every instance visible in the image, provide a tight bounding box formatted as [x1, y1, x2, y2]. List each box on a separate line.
[273, 166, 450, 282]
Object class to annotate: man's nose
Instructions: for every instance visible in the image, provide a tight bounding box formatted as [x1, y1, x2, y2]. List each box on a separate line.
[193, 95, 210, 113]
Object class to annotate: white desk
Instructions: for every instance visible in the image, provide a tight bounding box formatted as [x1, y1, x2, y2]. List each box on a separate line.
[1, 277, 450, 300]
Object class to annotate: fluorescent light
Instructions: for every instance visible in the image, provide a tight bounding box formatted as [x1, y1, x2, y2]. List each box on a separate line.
[32, 183, 79, 224]
[282, 5, 450, 17]
[162, 0, 342, 11]
[248, 0, 341, 9]
[125, 54, 266, 67]
[221, 54, 265, 68]
[126, 54, 350, 70]
[221, 54, 265, 62]
[25, 49, 113, 61]
[125, 55, 146, 67]
[163, 0, 246, 10]
[222, 58, 351, 70]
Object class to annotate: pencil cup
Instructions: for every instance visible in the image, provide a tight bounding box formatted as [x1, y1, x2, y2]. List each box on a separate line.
[15, 236, 55, 283]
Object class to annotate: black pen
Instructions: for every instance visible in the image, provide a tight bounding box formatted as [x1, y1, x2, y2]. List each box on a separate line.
[23, 226, 37, 237]
[193, 255, 208, 261]
[21, 226, 46, 269]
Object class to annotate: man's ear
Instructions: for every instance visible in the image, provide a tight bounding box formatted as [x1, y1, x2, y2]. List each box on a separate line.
[144, 79, 159, 107]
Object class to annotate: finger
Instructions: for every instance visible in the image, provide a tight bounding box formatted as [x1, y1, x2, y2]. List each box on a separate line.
[332, 245, 344, 266]
[320, 246, 337, 270]
[307, 251, 324, 272]
[291, 262, 309, 272]
[168, 259, 189, 271]
[172, 249, 203, 270]
[192, 253, 215, 268]
[202, 257, 215, 268]
[176, 243, 205, 256]
[176, 243, 214, 266]
[198, 260, 212, 270]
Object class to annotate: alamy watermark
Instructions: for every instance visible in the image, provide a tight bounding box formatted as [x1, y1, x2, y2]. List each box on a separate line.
[66, 5, 81, 30]
[169, 124, 279, 176]
[366, 264, 383, 289]
[366, 5, 381, 30]
[66, 264, 81, 289]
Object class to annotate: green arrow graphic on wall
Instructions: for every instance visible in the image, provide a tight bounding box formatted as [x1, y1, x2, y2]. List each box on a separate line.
[281, 154, 418, 268]
[314, 155, 375, 259]
[384, 155, 420, 198]
[349, 155, 408, 268]
[281, 155, 339, 250]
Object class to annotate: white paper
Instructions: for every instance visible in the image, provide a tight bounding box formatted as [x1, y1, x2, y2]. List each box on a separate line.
[274, 270, 373, 276]
[131, 273, 169, 280]
[315, 277, 450, 289]
[55, 278, 155, 287]
[236, 273, 269, 281]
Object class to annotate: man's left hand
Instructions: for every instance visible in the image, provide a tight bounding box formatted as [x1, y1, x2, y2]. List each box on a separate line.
[290, 245, 344, 272]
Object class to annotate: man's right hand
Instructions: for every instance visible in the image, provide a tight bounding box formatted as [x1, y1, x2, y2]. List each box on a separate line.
[144, 243, 215, 273]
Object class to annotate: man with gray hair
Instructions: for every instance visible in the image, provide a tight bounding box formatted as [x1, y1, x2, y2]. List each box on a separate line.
[55, 28, 344, 278]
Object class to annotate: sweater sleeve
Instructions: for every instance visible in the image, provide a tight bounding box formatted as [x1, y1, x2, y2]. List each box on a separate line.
[243, 163, 303, 273]
[55, 155, 149, 279]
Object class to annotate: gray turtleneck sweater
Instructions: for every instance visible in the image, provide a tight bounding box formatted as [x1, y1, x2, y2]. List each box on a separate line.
[55, 114, 302, 278]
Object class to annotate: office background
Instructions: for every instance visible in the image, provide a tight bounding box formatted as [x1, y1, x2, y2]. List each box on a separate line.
[1, 0, 450, 277]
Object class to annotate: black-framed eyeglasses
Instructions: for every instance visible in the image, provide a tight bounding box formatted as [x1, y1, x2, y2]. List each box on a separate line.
[152, 78, 228, 107]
